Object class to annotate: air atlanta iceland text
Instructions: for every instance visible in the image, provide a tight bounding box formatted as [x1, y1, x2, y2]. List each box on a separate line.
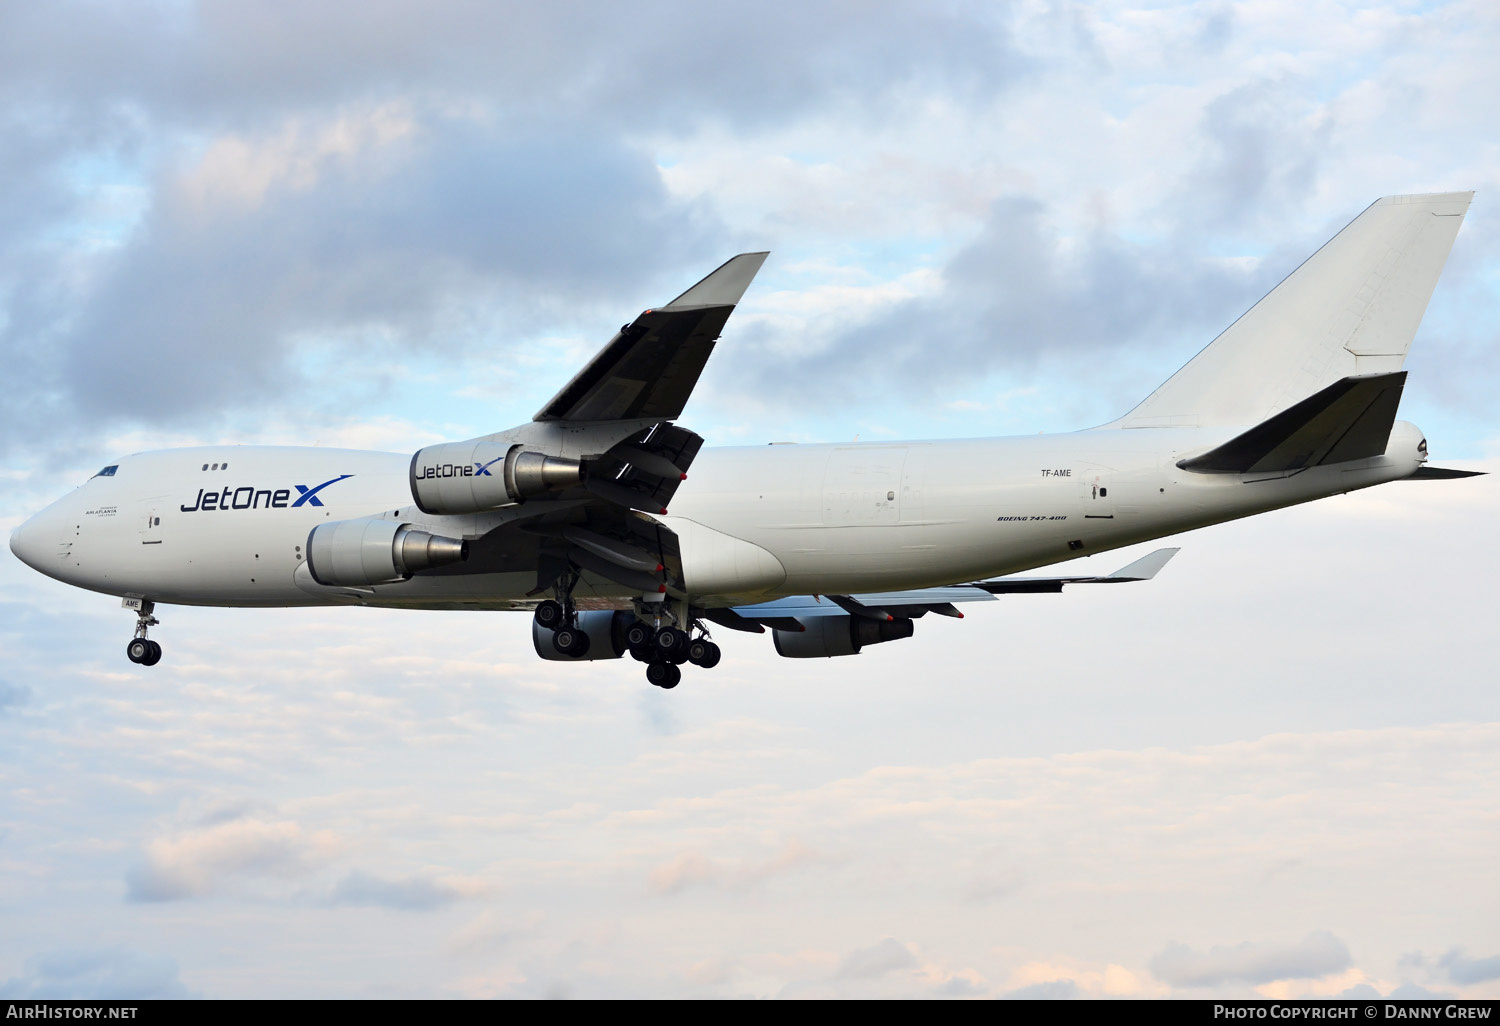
[179, 474, 353, 512]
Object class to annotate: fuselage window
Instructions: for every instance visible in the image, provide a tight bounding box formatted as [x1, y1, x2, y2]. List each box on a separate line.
[212, 463, 219, 470]
[91, 465, 118, 479]
[202, 464, 208, 471]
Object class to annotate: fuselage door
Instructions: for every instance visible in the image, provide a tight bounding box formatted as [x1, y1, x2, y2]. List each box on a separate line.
[1081, 471, 1115, 519]
[140, 507, 163, 545]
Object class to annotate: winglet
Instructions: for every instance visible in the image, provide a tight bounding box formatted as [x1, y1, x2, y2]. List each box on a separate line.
[663, 252, 770, 309]
[1103, 547, 1180, 581]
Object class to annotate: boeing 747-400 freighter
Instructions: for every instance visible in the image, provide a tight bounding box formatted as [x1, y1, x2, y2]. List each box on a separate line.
[9, 193, 1483, 688]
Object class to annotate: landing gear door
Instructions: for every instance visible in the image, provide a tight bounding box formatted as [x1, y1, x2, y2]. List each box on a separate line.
[1080, 470, 1115, 519]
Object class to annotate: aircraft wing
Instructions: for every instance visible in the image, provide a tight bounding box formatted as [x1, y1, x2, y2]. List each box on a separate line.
[534, 252, 770, 422]
[458, 253, 771, 598]
[713, 548, 1181, 631]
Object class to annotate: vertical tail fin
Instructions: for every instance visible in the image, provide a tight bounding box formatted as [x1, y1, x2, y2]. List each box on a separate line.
[1112, 192, 1472, 429]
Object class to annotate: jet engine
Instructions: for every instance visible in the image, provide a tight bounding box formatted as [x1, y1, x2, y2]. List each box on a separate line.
[306, 518, 468, 587]
[773, 616, 915, 658]
[410, 441, 582, 515]
[532, 610, 635, 661]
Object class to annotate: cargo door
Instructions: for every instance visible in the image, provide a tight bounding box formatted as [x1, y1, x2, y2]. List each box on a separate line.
[822, 447, 907, 526]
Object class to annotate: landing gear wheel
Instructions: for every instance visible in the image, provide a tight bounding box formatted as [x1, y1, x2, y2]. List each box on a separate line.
[655, 626, 688, 662]
[552, 627, 590, 658]
[534, 600, 565, 631]
[688, 640, 721, 669]
[646, 662, 681, 689]
[625, 622, 654, 650]
[125, 599, 161, 667]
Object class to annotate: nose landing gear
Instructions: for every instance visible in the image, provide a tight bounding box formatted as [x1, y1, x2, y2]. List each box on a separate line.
[124, 599, 162, 666]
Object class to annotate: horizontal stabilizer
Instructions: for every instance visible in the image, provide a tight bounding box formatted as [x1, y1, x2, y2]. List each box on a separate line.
[1407, 465, 1486, 479]
[1176, 372, 1405, 474]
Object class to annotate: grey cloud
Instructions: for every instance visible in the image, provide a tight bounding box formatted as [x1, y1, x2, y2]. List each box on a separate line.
[46, 120, 719, 436]
[1185, 79, 1331, 231]
[1149, 931, 1351, 988]
[833, 938, 917, 981]
[1438, 948, 1500, 985]
[0, 3, 1025, 133]
[1002, 979, 1080, 999]
[648, 839, 823, 896]
[0, 947, 194, 1000]
[0, 678, 32, 712]
[1389, 982, 1454, 1000]
[328, 870, 462, 911]
[0, 1, 1036, 454]
[738, 194, 1276, 423]
[1196, 4, 1235, 53]
[934, 975, 987, 997]
[124, 814, 325, 902]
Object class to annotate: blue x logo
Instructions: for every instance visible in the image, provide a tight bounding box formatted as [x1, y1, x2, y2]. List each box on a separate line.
[474, 455, 505, 477]
[292, 474, 354, 507]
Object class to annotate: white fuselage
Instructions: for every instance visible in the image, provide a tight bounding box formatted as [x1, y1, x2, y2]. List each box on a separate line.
[10, 423, 1428, 610]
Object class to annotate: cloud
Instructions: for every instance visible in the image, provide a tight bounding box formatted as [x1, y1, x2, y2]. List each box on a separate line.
[125, 813, 336, 902]
[833, 938, 918, 981]
[1150, 932, 1352, 988]
[648, 838, 823, 896]
[328, 870, 464, 911]
[1438, 948, 1500, 986]
[0, 678, 31, 712]
[1002, 978, 1081, 999]
[52, 115, 719, 436]
[1389, 982, 1454, 1000]
[0, 1, 1036, 455]
[0, 948, 194, 1000]
[737, 191, 1278, 422]
[1186, 78, 1331, 229]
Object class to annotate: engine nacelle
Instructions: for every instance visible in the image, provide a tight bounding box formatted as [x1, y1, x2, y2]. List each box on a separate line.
[306, 518, 468, 587]
[532, 610, 635, 661]
[773, 616, 915, 658]
[410, 440, 582, 515]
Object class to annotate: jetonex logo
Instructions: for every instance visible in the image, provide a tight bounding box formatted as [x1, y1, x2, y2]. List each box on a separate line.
[413, 456, 504, 480]
[179, 475, 353, 512]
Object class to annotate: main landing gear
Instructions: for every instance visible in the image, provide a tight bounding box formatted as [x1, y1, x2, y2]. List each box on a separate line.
[125, 599, 162, 666]
[625, 612, 721, 690]
[534, 597, 590, 658]
[533, 575, 721, 689]
[534, 572, 592, 659]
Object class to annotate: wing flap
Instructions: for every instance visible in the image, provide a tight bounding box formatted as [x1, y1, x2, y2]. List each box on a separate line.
[725, 550, 1181, 624]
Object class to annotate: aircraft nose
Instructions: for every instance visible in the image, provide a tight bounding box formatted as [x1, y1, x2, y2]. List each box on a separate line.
[9, 512, 54, 573]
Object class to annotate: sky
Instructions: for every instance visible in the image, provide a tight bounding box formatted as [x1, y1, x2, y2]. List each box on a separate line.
[1, 0, 1498, 1000]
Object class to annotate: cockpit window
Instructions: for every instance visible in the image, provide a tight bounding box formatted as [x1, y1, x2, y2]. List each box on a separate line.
[91, 465, 118, 479]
